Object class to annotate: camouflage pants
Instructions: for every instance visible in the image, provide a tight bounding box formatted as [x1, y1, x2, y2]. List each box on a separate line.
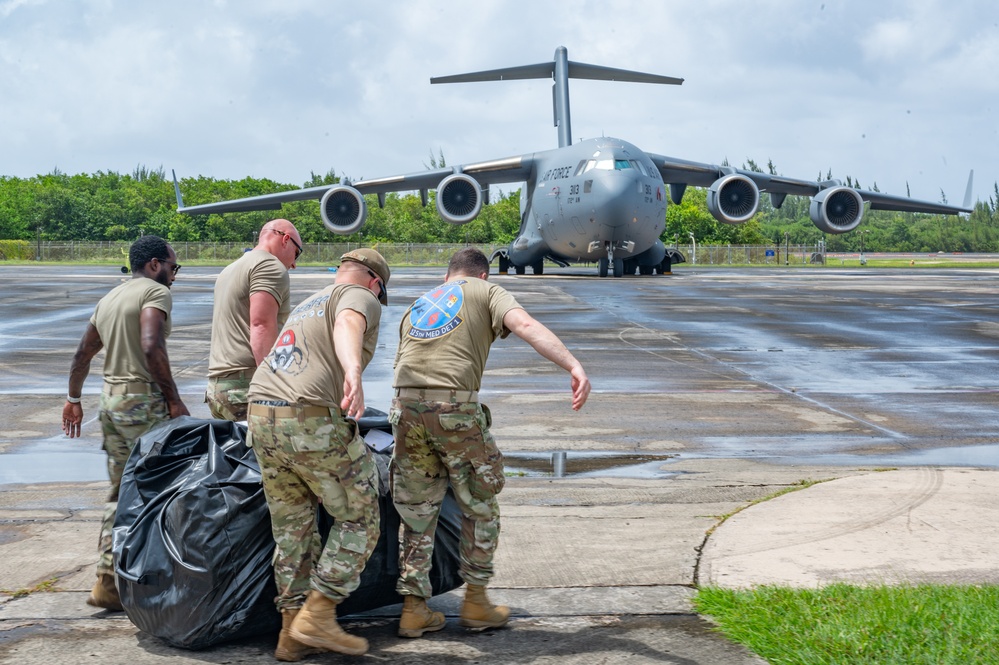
[205, 376, 250, 421]
[97, 392, 169, 575]
[390, 398, 505, 598]
[248, 410, 380, 610]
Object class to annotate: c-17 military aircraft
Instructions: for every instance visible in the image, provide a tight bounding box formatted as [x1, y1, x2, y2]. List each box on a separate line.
[175, 46, 973, 277]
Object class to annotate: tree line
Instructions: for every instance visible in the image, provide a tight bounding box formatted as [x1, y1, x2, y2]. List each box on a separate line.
[1, 164, 997, 253]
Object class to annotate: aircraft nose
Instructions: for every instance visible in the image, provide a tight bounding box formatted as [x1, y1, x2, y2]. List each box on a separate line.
[593, 173, 644, 228]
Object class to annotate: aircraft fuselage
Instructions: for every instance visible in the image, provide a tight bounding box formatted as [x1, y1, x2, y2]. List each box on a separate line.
[508, 137, 667, 274]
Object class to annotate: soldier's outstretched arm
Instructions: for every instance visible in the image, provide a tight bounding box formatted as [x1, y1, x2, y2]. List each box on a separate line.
[140, 307, 190, 418]
[503, 308, 591, 411]
[333, 308, 368, 419]
[63, 324, 103, 438]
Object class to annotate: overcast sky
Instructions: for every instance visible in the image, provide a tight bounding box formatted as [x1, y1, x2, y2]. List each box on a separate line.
[1, 0, 995, 205]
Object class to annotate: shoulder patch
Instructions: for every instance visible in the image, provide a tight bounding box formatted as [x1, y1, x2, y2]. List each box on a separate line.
[408, 283, 465, 340]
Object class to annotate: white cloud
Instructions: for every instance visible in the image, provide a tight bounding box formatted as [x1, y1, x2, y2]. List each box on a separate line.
[0, 0, 993, 203]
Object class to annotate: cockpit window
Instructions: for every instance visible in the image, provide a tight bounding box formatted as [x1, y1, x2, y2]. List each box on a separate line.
[574, 160, 587, 176]
[582, 158, 639, 172]
[630, 160, 648, 176]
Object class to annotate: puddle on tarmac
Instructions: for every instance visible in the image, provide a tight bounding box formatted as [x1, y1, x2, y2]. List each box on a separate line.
[504, 451, 679, 479]
[5, 438, 997, 486]
[0, 437, 107, 485]
[772, 443, 999, 468]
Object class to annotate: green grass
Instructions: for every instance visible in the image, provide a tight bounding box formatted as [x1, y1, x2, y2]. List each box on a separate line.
[1, 577, 59, 598]
[694, 584, 999, 664]
[675, 258, 999, 269]
[824, 257, 999, 269]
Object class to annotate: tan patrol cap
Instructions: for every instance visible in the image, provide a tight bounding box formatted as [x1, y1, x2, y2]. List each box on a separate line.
[340, 248, 390, 305]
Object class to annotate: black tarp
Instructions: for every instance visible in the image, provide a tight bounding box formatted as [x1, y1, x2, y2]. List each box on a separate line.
[113, 414, 463, 650]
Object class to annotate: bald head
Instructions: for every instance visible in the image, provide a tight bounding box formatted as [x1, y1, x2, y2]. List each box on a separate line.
[257, 219, 302, 269]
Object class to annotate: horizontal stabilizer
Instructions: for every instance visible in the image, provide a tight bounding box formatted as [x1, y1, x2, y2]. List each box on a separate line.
[567, 62, 683, 85]
[431, 63, 554, 84]
[431, 61, 683, 86]
[432, 47, 683, 148]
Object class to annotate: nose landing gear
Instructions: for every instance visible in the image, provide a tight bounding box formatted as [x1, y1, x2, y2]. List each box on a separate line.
[597, 244, 624, 277]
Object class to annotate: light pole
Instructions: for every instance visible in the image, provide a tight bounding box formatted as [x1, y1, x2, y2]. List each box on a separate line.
[858, 230, 869, 265]
[784, 231, 790, 266]
[688, 232, 696, 266]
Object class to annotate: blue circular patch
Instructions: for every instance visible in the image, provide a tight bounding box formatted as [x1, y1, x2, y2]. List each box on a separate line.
[408, 283, 465, 340]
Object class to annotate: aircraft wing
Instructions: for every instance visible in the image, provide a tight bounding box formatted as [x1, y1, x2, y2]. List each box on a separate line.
[647, 153, 972, 216]
[175, 154, 537, 216]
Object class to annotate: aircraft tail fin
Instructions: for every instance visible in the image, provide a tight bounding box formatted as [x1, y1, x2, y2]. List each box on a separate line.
[962, 169, 974, 210]
[432, 46, 682, 149]
[172, 169, 185, 211]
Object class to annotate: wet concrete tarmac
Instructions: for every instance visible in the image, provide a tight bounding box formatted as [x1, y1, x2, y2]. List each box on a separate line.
[2, 264, 998, 482]
[2, 263, 998, 664]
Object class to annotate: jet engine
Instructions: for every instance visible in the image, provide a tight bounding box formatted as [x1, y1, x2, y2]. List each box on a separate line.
[706, 174, 760, 224]
[436, 174, 483, 224]
[809, 186, 864, 234]
[321, 186, 367, 235]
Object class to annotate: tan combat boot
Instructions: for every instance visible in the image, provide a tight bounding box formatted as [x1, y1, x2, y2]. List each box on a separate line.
[398, 595, 446, 638]
[275, 609, 326, 662]
[85, 573, 123, 611]
[288, 590, 368, 656]
[459, 584, 509, 631]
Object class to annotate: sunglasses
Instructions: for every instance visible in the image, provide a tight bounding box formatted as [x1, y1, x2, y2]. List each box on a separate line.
[345, 262, 387, 301]
[273, 229, 302, 259]
[157, 258, 182, 275]
[365, 268, 387, 302]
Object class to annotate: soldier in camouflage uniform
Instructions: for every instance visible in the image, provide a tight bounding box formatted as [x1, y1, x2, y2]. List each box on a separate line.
[62, 235, 190, 611]
[247, 249, 389, 660]
[206, 219, 301, 421]
[391, 248, 591, 637]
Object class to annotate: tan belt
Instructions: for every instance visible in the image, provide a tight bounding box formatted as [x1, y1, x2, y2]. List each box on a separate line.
[104, 381, 160, 396]
[394, 387, 478, 403]
[247, 402, 338, 419]
[211, 369, 250, 381]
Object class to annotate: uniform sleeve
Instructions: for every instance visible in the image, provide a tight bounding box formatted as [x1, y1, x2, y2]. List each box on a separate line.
[487, 283, 522, 339]
[335, 286, 381, 331]
[248, 255, 290, 306]
[142, 282, 172, 318]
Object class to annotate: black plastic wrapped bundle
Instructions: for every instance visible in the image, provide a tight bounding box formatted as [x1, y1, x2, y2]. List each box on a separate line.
[113, 414, 463, 650]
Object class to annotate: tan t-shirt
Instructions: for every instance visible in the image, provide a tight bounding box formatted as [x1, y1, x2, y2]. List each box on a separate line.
[249, 283, 381, 407]
[89, 277, 172, 384]
[208, 250, 291, 377]
[393, 277, 521, 392]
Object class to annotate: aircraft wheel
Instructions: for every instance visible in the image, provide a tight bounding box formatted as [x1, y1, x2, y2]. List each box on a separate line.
[639, 265, 654, 275]
[515, 264, 526, 275]
[532, 262, 544, 275]
[598, 258, 608, 277]
[612, 259, 624, 278]
[498, 255, 510, 274]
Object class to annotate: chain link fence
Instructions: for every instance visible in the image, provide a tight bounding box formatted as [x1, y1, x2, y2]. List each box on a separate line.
[14, 241, 825, 266]
[678, 244, 825, 266]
